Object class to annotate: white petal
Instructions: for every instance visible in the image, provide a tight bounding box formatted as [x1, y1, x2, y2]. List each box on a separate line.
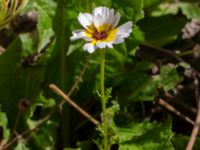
[78, 13, 92, 29]
[106, 42, 113, 48]
[70, 30, 92, 41]
[105, 9, 114, 26]
[112, 12, 120, 28]
[116, 21, 133, 38]
[113, 36, 124, 44]
[96, 42, 106, 49]
[92, 7, 102, 16]
[93, 7, 106, 16]
[70, 29, 85, 41]
[103, 7, 112, 25]
[92, 7, 121, 28]
[93, 14, 103, 29]
[96, 42, 113, 49]
[83, 43, 96, 53]
[93, 7, 113, 26]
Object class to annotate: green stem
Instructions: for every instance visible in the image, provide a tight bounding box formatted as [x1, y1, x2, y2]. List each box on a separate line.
[55, 0, 70, 147]
[100, 49, 108, 150]
[12, 110, 21, 133]
[175, 50, 194, 57]
[59, 1, 66, 89]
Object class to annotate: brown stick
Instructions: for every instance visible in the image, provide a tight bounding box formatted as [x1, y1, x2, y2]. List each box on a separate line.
[186, 104, 200, 150]
[59, 58, 90, 109]
[49, 84, 99, 125]
[158, 98, 195, 126]
[186, 78, 200, 150]
[165, 92, 197, 114]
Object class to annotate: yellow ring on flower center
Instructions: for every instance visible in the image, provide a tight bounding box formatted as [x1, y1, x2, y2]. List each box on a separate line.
[84, 23, 118, 44]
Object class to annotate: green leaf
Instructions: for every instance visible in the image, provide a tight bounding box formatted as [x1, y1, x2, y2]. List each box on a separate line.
[127, 75, 157, 101]
[93, 0, 111, 7]
[151, 2, 200, 19]
[125, 63, 180, 102]
[105, 104, 174, 150]
[157, 65, 181, 91]
[31, 0, 57, 17]
[172, 134, 200, 150]
[14, 142, 30, 150]
[19, 33, 37, 56]
[151, 3, 179, 17]
[179, 2, 200, 19]
[0, 111, 10, 142]
[29, 120, 58, 149]
[128, 25, 145, 55]
[119, 144, 141, 150]
[26, 92, 56, 129]
[36, 2, 55, 51]
[117, 119, 174, 150]
[0, 39, 22, 123]
[129, 0, 144, 22]
[63, 148, 81, 150]
[138, 15, 187, 46]
[113, 0, 144, 22]
[143, 0, 164, 9]
[67, 41, 83, 56]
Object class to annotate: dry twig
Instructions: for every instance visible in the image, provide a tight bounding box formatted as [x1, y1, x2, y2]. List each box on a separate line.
[49, 84, 99, 125]
[165, 92, 197, 114]
[158, 98, 195, 126]
[186, 78, 200, 150]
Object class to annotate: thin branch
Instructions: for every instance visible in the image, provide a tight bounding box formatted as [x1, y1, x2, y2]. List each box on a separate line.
[49, 84, 99, 125]
[194, 78, 199, 104]
[171, 99, 197, 115]
[59, 57, 90, 109]
[158, 98, 195, 126]
[165, 92, 197, 114]
[186, 78, 200, 150]
[11, 110, 22, 135]
[186, 103, 200, 150]
[139, 44, 184, 63]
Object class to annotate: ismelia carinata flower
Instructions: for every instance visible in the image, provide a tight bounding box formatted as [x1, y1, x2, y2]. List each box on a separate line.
[0, 0, 28, 29]
[71, 7, 133, 53]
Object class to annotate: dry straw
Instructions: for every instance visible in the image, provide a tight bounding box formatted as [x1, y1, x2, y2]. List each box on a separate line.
[0, 0, 28, 29]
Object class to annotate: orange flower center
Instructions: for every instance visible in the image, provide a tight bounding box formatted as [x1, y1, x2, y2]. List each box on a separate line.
[92, 31, 108, 40]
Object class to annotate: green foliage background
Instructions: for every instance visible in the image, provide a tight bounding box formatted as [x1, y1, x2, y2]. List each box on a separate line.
[0, 0, 200, 149]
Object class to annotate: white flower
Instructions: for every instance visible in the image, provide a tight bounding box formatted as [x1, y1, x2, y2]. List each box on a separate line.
[70, 7, 133, 53]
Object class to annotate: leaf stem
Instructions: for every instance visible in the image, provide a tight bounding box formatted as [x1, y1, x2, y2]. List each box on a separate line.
[100, 49, 108, 150]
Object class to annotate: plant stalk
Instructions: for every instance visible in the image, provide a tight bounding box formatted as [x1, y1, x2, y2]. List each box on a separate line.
[100, 49, 108, 150]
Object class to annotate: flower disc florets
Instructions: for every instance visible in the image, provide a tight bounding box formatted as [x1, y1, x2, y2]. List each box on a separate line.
[71, 7, 133, 53]
[93, 30, 107, 40]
